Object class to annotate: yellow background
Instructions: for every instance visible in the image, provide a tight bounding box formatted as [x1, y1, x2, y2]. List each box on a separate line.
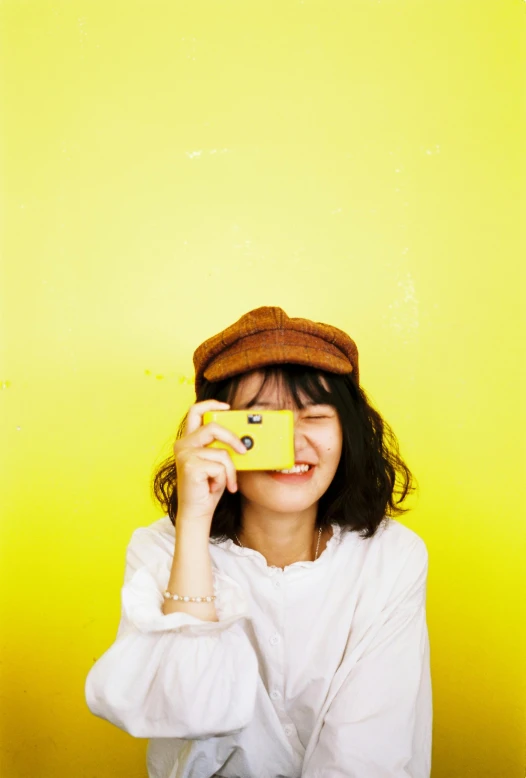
[1, 1, 525, 776]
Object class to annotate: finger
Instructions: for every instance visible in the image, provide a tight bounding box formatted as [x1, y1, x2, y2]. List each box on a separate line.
[176, 420, 247, 456]
[177, 448, 237, 493]
[192, 448, 238, 493]
[193, 456, 229, 495]
[178, 453, 227, 490]
[193, 421, 248, 455]
[184, 400, 231, 436]
[176, 448, 235, 493]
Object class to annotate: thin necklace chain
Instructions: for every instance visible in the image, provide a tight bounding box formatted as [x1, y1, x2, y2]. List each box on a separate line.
[233, 526, 323, 561]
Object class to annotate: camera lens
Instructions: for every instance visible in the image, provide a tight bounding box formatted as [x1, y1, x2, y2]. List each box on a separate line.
[240, 435, 254, 450]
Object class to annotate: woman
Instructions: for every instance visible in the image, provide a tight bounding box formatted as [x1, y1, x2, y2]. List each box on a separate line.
[85, 306, 432, 778]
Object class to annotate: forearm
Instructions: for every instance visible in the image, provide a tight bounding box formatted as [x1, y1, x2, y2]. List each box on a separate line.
[162, 517, 218, 622]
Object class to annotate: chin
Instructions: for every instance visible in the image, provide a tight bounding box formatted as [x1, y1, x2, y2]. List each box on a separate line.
[238, 474, 328, 514]
[242, 493, 319, 514]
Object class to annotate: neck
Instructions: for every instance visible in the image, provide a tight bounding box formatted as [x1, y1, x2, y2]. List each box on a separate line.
[237, 498, 321, 568]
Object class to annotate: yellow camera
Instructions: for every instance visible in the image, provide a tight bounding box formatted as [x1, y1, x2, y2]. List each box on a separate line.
[202, 410, 294, 471]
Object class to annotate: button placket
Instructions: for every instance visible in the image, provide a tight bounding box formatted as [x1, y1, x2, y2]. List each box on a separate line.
[270, 565, 284, 594]
[264, 565, 288, 731]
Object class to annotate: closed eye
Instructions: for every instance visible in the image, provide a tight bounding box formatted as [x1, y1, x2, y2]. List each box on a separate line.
[305, 415, 330, 420]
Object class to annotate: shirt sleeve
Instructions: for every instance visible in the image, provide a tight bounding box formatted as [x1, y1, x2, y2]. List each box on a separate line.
[85, 525, 259, 740]
[303, 538, 432, 778]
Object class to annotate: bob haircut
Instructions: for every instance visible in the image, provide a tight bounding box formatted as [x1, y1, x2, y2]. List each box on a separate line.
[152, 364, 417, 541]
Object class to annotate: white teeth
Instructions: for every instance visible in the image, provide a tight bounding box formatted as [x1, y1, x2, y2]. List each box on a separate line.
[274, 464, 311, 474]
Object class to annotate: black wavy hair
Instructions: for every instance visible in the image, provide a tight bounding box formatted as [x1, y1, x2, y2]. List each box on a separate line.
[152, 364, 417, 541]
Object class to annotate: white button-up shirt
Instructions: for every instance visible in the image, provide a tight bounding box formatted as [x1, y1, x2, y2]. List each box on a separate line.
[85, 516, 432, 777]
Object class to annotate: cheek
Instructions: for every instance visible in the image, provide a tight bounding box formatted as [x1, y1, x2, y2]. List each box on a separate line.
[321, 428, 342, 455]
[325, 436, 343, 468]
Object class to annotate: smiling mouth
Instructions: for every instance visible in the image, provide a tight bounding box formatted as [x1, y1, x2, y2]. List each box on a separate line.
[271, 464, 314, 474]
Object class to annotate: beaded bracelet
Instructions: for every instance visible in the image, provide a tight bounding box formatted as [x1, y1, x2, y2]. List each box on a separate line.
[163, 590, 216, 603]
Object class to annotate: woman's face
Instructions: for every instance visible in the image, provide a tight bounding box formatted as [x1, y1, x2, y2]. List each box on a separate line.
[230, 371, 343, 515]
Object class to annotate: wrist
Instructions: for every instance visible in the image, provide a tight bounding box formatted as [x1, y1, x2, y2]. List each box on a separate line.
[175, 516, 212, 546]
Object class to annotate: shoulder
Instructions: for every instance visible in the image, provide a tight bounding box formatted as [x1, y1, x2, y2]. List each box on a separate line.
[340, 517, 427, 557]
[376, 517, 428, 558]
[128, 516, 175, 548]
[132, 515, 175, 540]
[344, 518, 429, 612]
[124, 517, 175, 570]
[338, 517, 429, 593]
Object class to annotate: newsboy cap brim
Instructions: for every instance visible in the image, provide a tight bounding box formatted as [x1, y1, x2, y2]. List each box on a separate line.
[193, 306, 359, 395]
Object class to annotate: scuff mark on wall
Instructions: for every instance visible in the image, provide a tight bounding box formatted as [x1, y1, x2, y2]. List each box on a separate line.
[143, 370, 194, 385]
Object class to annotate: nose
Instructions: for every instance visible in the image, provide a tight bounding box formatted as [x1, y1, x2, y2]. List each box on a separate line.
[293, 421, 312, 460]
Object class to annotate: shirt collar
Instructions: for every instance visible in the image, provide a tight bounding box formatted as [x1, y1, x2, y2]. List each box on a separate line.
[213, 523, 343, 571]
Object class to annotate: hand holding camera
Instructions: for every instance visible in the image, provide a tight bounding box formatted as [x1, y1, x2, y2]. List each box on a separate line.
[172, 400, 248, 526]
[174, 399, 295, 528]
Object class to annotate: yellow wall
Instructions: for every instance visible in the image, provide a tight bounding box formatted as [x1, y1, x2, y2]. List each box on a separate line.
[1, 1, 524, 776]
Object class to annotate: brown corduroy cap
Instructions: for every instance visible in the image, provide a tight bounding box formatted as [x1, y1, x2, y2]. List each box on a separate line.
[193, 306, 359, 395]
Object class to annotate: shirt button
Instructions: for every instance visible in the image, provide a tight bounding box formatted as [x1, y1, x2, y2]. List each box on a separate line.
[270, 689, 281, 700]
[269, 633, 280, 646]
[284, 725, 294, 737]
[273, 579, 281, 589]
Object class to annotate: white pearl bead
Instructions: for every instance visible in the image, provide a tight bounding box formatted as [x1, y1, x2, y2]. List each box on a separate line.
[183, 596, 190, 602]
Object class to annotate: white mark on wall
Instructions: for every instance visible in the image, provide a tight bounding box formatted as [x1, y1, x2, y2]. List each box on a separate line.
[229, 223, 270, 267]
[78, 16, 88, 58]
[382, 253, 420, 347]
[233, 238, 253, 248]
[181, 36, 198, 61]
[424, 144, 441, 155]
[185, 149, 231, 159]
